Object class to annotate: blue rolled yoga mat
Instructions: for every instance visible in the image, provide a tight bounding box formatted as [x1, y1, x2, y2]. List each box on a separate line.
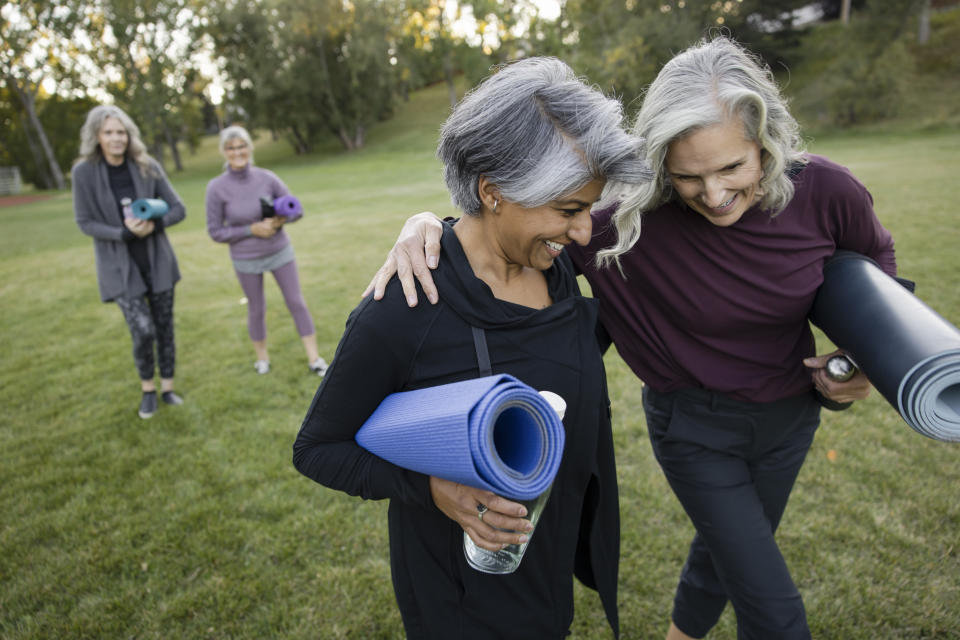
[355, 374, 566, 500]
[810, 252, 960, 442]
[130, 198, 169, 220]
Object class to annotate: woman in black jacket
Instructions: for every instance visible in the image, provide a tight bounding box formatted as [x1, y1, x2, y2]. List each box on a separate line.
[293, 58, 651, 639]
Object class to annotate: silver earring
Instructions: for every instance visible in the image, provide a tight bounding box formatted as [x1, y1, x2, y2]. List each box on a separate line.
[493, 198, 499, 212]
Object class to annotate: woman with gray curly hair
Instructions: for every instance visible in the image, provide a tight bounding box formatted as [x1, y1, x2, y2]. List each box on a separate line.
[295, 56, 650, 638]
[367, 37, 899, 639]
[72, 105, 187, 420]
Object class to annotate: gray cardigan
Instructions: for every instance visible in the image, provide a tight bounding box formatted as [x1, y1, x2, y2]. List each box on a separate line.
[72, 158, 185, 302]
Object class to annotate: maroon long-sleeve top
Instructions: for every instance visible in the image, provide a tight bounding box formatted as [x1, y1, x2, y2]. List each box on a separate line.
[570, 154, 897, 403]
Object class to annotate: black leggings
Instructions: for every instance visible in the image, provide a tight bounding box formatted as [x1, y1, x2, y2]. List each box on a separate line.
[115, 289, 176, 380]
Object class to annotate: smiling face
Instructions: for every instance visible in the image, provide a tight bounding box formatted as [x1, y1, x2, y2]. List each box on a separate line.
[97, 116, 129, 166]
[493, 178, 604, 271]
[223, 137, 251, 171]
[665, 118, 764, 227]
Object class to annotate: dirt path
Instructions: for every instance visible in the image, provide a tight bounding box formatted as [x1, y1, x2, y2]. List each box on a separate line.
[0, 194, 53, 208]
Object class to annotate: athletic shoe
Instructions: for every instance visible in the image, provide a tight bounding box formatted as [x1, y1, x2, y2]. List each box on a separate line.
[309, 357, 329, 376]
[138, 391, 157, 419]
[161, 391, 184, 406]
[254, 360, 270, 375]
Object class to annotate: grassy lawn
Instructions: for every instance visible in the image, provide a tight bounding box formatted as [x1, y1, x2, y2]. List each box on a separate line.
[1, 81, 958, 639]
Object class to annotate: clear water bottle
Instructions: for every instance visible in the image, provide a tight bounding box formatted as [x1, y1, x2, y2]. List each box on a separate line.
[464, 391, 566, 574]
[121, 197, 134, 219]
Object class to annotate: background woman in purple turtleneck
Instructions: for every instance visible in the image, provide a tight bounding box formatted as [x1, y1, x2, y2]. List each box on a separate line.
[204, 126, 328, 377]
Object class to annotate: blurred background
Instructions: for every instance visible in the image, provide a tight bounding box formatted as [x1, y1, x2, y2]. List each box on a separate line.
[2, 0, 958, 193]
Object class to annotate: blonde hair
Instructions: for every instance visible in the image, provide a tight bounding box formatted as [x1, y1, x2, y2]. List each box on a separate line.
[597, 37, 806, 268]
[75, 105, 158, 177]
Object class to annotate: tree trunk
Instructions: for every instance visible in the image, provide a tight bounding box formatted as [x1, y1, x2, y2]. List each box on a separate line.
[7, 74, 66, 190]
[151, 138, 165, 170]
[163, 122, 183, 172]
[841, 0, 851, 24]
[443, 51, 457, 109]
[19, 112, 53, 189]
[337, 127, 356, 151]
[290, 125, 311, 154]
[918, 0, 931, 44]
[313, 33, 351, 151]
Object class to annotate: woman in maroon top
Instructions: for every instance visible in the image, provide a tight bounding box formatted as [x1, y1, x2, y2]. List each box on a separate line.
[365, 37, 896, 640]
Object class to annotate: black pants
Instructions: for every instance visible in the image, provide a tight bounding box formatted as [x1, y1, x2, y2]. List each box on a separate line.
[643, 386, 821, 640]
[115, 288, 176, 381]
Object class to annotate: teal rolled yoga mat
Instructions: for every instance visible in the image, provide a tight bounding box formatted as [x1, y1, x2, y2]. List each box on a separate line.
[810, 252, 960, 442]
[355, 374, 566, 500]
[130, 198, 169, 220]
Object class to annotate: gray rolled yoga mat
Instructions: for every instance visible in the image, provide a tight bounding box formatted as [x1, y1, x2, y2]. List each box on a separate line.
[810, 251, 960, 442]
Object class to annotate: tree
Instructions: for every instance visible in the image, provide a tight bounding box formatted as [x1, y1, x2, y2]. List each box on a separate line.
[0, 1, 81, 189]
[85, 0, 213, 171]
[210, 0, 399, 152]
[400, 0, 462, 108]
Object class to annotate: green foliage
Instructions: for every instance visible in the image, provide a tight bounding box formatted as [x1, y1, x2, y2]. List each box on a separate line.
[209, 0, 401, 152]
[1, 79, 959, 638]
[0, 91, 97, 188]
[89, 0, 214, 171]
[911, 5, 960, 74]
[819, 31, 914, 126]
[785, 3, 960, 131]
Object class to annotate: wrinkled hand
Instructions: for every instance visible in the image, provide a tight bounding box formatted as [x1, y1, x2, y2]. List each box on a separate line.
[804, 350, 872, 404]
[250, 219, 279, 238]
[429, 477, 533, 551]
[124, 217, 155, 238]
[362, 212, 444, 307]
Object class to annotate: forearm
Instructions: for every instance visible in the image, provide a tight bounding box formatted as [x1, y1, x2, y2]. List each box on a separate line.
[76, 216, 125, 241]
[292, 436, 433, 508]
[207, 217, 253, 243]
[153, 168, 186, 227]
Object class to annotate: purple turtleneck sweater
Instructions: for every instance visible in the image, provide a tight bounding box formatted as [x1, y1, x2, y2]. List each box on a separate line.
[205, 164, 302, 261]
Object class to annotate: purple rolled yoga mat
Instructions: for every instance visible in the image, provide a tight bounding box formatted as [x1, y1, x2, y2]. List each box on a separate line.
[273, 195, 302, 217]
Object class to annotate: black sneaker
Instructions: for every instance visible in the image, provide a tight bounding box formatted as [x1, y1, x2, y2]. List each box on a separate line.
[139, 391, 158, 419]
[161, 391, 184, 406]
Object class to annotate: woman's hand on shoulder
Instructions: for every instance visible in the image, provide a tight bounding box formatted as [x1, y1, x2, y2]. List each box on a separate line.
[362, 212, 444, 307]
[804, 350, 872, 404]
[429, 476, 533, 551]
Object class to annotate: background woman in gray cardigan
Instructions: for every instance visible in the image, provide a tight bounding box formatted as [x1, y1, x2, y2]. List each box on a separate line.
[72, 105, 186, 419]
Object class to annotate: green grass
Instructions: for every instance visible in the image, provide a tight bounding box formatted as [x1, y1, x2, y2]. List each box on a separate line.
[1, 81, 959, 638]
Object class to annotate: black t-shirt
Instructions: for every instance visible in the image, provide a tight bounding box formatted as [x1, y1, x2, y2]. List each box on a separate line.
[107, 160, 153, 288]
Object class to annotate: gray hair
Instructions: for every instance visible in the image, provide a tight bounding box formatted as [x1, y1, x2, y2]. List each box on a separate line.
[437, 57, 652, 216]
[598, 36, 807, 267]
[219, 125, 255, 168]
[75, 105, 158, 177]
